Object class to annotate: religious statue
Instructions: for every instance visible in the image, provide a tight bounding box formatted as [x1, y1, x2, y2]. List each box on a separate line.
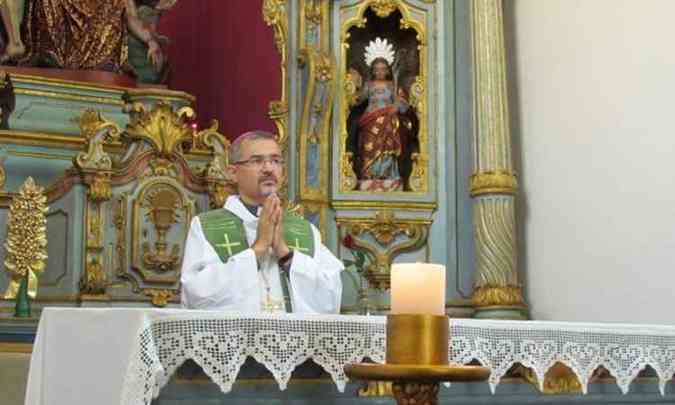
[346, 36, 419, 192]
[0, 0, 176, 84]
[0, 0, 24, 63]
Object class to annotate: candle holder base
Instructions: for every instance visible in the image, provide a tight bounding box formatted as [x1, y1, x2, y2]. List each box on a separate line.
[345, 314, 490, 404]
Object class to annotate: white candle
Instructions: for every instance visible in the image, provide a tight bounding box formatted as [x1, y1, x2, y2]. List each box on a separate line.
[390, 263, 446, 315]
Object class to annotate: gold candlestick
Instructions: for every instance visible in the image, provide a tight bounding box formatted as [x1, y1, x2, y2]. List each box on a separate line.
[345, 314, 489, 405]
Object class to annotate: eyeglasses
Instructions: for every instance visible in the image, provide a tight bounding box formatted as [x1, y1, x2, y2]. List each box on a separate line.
[233, 156, 285, 169]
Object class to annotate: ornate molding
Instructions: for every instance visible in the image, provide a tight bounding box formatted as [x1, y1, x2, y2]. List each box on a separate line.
[124, 101, 195, 157]
[88, 173, 112, 202]
[144, 288, 176, 307]
[370, 0, 398, 18]
[471, 286, 524, 307]
[297, 47, 336, 221]
[73, 109, 122, 171]
[469, 171, 518, 197]
[337, 211, 430, 289]
[80, 256, 108, 296]
[263, 0, 289, 158]
[194, 119, 233, 208]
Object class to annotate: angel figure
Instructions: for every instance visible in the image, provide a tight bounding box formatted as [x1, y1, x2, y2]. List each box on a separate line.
[346, 37, 418, 192]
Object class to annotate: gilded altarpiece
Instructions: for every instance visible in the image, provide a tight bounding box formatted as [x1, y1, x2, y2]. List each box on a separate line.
[74, 102, 231, 306]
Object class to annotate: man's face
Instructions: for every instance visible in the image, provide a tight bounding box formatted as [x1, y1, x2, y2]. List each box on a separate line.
[230, 138, 283, 204]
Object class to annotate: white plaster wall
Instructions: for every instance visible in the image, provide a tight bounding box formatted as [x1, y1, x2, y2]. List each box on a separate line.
[509, 0, 675, 323]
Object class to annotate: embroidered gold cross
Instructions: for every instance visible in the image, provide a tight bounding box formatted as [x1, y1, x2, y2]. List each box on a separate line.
[215, 234, 241, 256]
[289, 238, 309, 253]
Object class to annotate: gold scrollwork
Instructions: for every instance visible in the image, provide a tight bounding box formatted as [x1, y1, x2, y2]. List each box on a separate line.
[341, 152, 358, 191]
[369, 0, 398, 18]
[124, 101, 195, 157]
[73, 109, 122, 171]
[469, 171, 518, 197]
[144, 288, 176, 307]
[471, 285, 524, 307]
[304, 0, 321, 26]
[196, 119, 230, 180]
[263, 0, 289, 163]
[358, 381, 393, 397]
[80, 256, 108, 296]
[88, 173, 112, 202]
[337, 211, 430, 289]
[3, 177, 48, 299]
[349, 211, 406, 245]
[0, 159, 5, 190]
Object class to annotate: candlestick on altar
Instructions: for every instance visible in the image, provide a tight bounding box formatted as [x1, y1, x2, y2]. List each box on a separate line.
[345, 263, 489, 404]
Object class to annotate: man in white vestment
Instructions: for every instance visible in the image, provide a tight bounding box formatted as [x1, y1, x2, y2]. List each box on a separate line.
[180, 130, 343, 313]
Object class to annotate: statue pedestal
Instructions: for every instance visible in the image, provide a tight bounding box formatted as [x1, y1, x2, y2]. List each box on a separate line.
[0, 66, 193, 137]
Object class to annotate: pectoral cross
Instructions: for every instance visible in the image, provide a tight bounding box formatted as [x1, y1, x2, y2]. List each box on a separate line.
[289, 238, 309, 253]
[215, 234, 241, 256]
[261, 290, 285, 312]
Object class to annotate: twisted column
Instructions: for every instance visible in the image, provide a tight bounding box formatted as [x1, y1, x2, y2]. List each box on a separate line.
[469, 0, 526, 319]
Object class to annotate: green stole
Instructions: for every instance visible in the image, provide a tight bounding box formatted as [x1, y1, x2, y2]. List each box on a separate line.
[199, 208, 315, 262]
[199, 207, 315, 312]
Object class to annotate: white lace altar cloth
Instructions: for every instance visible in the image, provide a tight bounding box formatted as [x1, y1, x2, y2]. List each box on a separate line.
[120, 311, 675, 405]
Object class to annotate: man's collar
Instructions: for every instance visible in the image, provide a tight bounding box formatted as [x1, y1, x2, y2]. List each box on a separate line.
[224, 195, 258, 221]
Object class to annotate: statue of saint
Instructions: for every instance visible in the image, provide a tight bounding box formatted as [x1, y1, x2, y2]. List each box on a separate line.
[0, 0, 25, 63]
[346, 37, 419, 192]
[0, 0, 175, 83]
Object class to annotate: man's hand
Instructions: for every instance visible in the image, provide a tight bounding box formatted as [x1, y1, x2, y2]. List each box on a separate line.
[252, 195, 279, 260]
[272, 217, 290, 260]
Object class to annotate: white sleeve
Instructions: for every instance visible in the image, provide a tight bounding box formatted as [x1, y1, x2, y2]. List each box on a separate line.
[288, 224, 344, 314]
[180, 216, 260, 311]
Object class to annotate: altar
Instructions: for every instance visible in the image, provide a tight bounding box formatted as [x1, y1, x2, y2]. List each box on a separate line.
[23, 308, 675, 405]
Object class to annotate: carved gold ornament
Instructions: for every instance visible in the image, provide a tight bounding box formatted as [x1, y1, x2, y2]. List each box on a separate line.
[144, 288, 176, 307]
[88, 173, 112, 202]
[471, 285, 524, 307]
[369, 0, 398, 18]
[74, 109, 122, 171]
[262, 0, 289, 157]
[142, 186, 181, 272]
[3, 177, 48, 299]
[338, 211, 430, 290]
[80, 257, 108, 295]
[358, 381, 393, 397]
[0, 158, 5, 190]
[350, 211, 405, 245]
[469, 171, 518, 197]
[125, 101, 195, 157]
[303, 0, 321, 26]
[341, 152, 358, 191]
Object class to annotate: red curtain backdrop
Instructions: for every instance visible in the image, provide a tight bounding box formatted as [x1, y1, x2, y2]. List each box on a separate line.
[159, 0, 281, 140]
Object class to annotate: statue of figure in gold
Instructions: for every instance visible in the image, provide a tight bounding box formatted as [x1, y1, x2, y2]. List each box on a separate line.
[0, 0, 176, 83]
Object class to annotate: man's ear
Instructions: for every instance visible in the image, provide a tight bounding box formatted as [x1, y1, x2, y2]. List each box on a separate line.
[226, 164, 237, 184]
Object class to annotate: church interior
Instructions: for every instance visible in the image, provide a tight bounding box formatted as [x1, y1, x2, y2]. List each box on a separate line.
[1, 1, 674, 404]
